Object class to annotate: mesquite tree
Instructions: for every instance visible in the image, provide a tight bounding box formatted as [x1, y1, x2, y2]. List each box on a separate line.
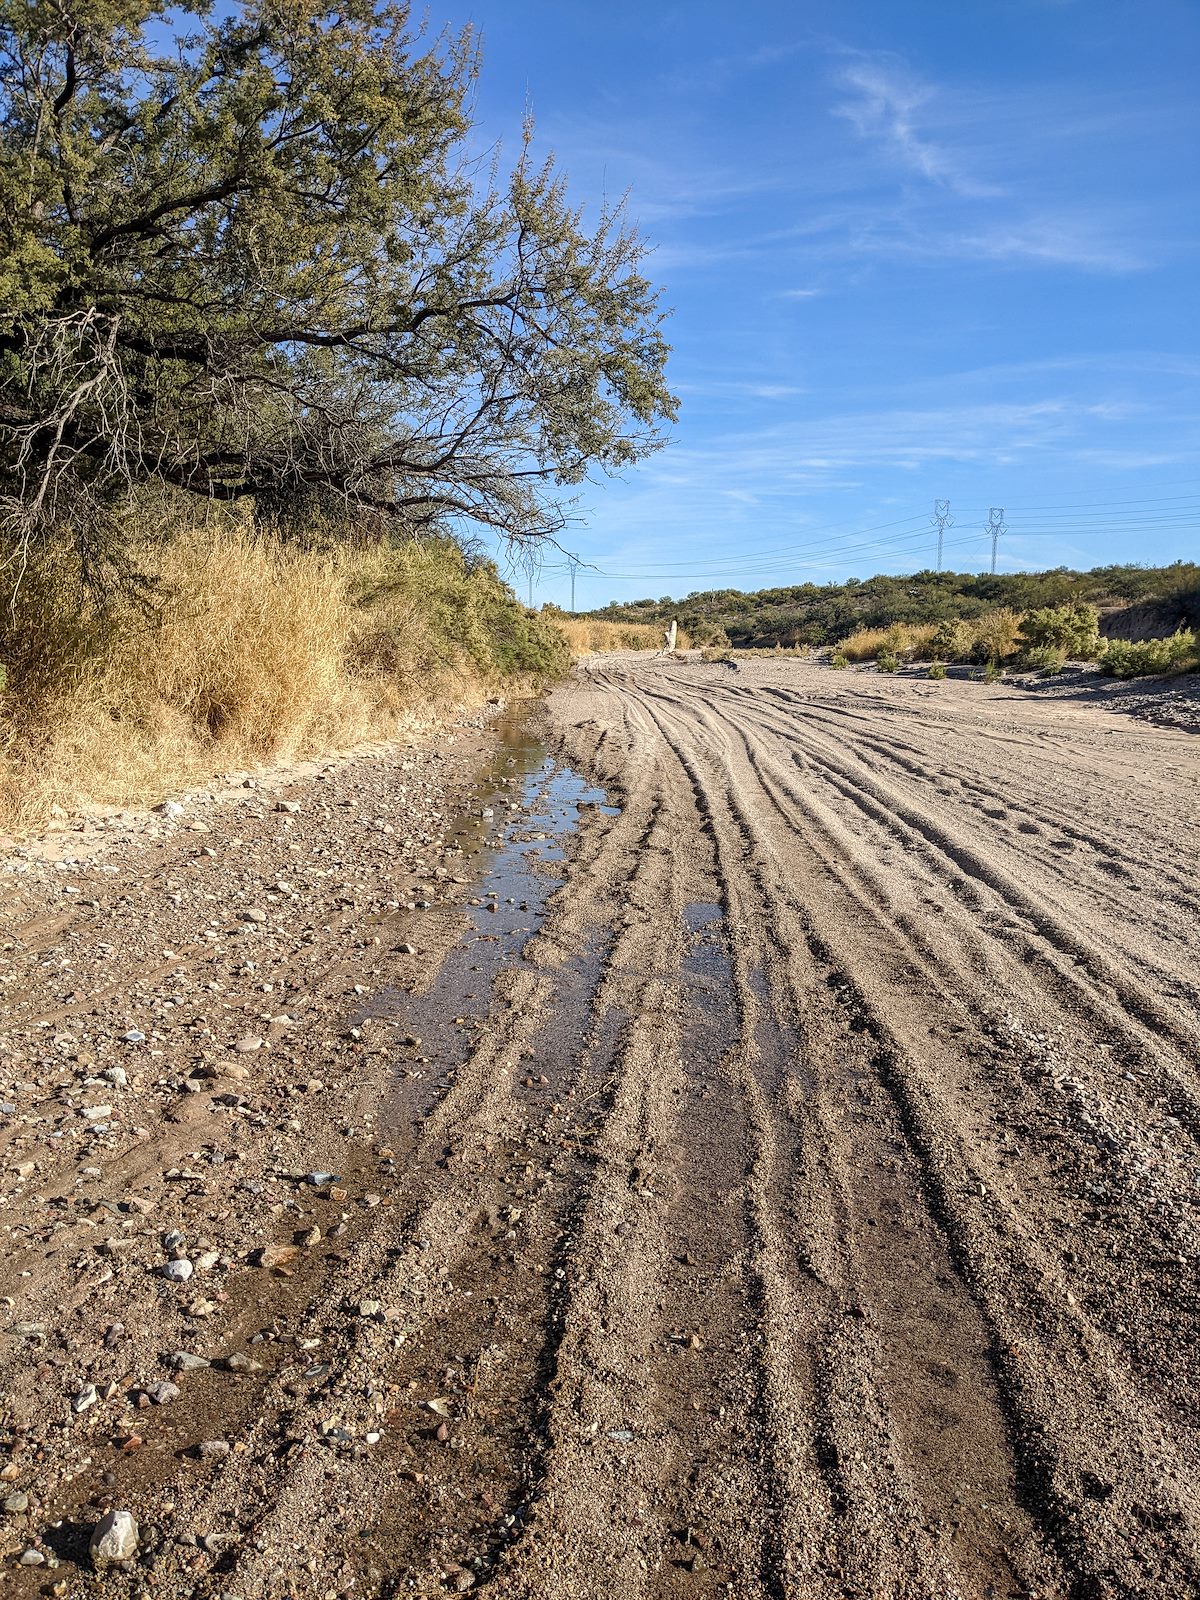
[0, 0, 675, 583]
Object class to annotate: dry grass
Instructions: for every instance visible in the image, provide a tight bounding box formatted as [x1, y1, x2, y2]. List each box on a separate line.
[839, 623, 940, 663]
[837, 610, 1025, 665]
[550, 617, 687, 654]
[0, 524, 567, 834]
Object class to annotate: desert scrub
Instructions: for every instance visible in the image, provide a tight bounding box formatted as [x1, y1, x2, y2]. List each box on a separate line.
[829, 652, 850, 670]
[930, 618, 971, 662]
[548, 617, 687, 654]
[927, 662, 947, 680]
[838, 623, 938, 663]
[1023, 644, 1068, 675]
[0, 522, 568, 833]
[1099, 630, 1199, 678]
[876, 651, 901, 674]
[1018, 603, 1101, 662]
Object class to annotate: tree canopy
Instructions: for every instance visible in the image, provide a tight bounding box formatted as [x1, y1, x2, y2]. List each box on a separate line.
[0, 0, 676, 579]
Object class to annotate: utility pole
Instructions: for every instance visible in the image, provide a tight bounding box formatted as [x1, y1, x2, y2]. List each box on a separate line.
[986, 507, 1006, 575]
[568, 555, 581, 616]
[932, 499, 953, 572]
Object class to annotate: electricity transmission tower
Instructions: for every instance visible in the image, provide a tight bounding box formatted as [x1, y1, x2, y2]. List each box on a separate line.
[932, 499, 953, 572]
[568, 555, 581, 615]
[986, 507, 1006, 575]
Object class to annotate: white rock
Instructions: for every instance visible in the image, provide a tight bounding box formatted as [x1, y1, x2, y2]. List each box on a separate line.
[162, 1258, 193, 1282]
[235, 1035, 263, 1053]
[90, 1509, 138, 1567]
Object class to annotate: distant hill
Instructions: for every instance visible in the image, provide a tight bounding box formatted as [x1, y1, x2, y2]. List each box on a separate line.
[589, 562, 1200, 649]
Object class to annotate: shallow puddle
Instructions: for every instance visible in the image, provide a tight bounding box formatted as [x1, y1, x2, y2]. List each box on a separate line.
[360, 707, 618, 1122]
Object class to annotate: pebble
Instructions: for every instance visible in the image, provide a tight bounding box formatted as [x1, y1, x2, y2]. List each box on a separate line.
[258, 1242, 299, 1271]
[73, 1384, 99, 1413]
[146, 1381, 180, 1405]
[4, 1491, 29, 1513]
[241, 908, 268, 923]
[197, 1439, 231, 1459]
[162, 1258, 194, 1282]
[235, 1035, 263, 1052]
[169, 1351, 211, 1371]
[303, 1171, 337, 1186]
[224, 1352, 263, 1374]
[123, 1030, 146, 1044]
[18, 1548, 44, 1566]
[89, 1509, 138, 1567]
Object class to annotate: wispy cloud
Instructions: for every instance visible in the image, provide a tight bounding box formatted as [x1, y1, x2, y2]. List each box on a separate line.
[833, 57, 1000, 198]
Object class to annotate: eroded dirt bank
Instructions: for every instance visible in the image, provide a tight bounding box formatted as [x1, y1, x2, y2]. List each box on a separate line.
[2, 659, 1199, 1600]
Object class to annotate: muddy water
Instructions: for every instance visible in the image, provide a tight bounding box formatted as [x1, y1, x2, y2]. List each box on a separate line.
[361, 706, 619, 1127]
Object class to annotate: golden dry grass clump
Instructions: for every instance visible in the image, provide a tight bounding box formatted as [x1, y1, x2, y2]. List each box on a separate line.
[0, 524, 568, 834]
[550, 616, 688, 654]
[838, 609, 1024, 665]
[838, 623, 941, 663]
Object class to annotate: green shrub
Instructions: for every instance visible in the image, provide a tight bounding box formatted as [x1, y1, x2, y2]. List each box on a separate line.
[927, 662, 946, 680]
[931, 619, 970, 662]
[1099, 630, 1199, 678]
[876, 651, 900, 674]
[829, 652, 850, 670]
[1018, 603, 1101, 661]
[1024, 643, 1067, 675]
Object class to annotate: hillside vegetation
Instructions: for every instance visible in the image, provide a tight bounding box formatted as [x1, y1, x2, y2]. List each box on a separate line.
[594, 562, 1200, 650]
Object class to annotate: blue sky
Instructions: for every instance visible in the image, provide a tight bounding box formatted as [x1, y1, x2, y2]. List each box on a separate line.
[422, 0, 1199, 609]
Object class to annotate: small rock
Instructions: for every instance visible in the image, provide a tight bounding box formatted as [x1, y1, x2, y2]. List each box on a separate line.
[18, 1548, 44, 1566]
[123, 1030, 146, 1045]
[197, 1440, 231, 1460]
[73, 1384, 99, 1413]
[168, 1351, 210, 1371]
[4, 1491, 29, 1513]
[274, 801, 301, 814]
[90, 1509, 138, 1567]
[257, 1242, 299, 1272]
[162, 1259, 193, 1283]
[146, 1381, 180, 1405]
[303, 1171, 337, 1186]
[224, 1352, 263, 1374]
[241, 908, 268, 924]
[234, 1035, 263, 1053]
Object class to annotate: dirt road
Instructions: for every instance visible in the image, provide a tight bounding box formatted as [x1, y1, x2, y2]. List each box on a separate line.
[2, 659, 1199, 1600]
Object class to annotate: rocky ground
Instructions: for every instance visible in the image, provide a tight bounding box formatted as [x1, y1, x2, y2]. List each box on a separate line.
[0, 658, 1198, 1600]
